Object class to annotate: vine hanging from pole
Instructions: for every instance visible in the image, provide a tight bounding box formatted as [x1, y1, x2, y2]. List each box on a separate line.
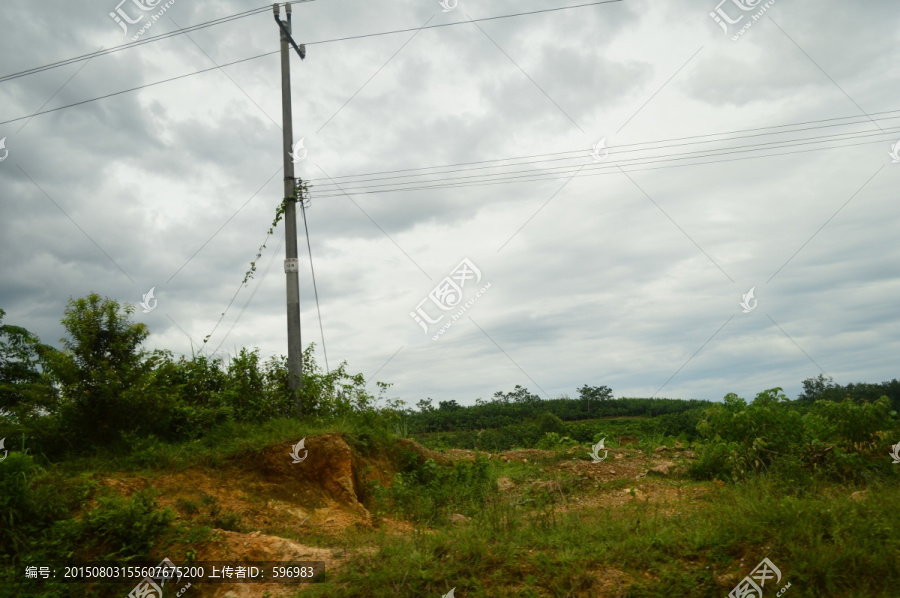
[241, 178, 312, 286]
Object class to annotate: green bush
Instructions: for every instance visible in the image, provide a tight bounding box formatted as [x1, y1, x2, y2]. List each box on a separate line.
[640, 407, 705, 440]
[535, 412, 567, 435]
[373, 456, 493, 524]
[690, 388, 900, 482]
[72, 490, 174, 559]
[536, 432, 578, 450]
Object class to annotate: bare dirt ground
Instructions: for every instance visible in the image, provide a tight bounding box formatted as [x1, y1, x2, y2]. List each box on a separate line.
[97, 436, 709, 597]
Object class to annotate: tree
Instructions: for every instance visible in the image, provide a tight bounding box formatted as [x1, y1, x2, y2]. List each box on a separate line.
[438, 399, 462, 411]
[797, 374, 837, 403]
[44, 294, 166, 446]
[492, 385, 541, 406]
[578, 385, 612, 414]
[0, 308, 58, 422]
[416, 398, 435, 413]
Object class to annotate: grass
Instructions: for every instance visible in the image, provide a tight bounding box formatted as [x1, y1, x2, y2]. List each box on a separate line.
[49, 416, 373, 475]
[294, 468, 900, 598]
[6, 410, 899, 597]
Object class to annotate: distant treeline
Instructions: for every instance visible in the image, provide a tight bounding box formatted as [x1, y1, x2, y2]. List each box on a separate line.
[405, 376, 900, 437]
[406, 385, 712, 434]
[797, 374, 900, 411]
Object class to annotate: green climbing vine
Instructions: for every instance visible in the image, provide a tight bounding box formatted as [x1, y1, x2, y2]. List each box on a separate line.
[199, 180, 312, 352]
[241, 178, 312, 285]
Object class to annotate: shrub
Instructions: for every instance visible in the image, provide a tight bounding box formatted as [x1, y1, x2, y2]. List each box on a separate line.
[373, 456, 493, 524]
[536, 432, 578, 450]
[73, 490, 174, 559]
[535, 412, 567, 435]
[690, 388, 900, 482]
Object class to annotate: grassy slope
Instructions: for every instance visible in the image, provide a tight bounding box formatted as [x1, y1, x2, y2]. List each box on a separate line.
[6, 417, 900, 598]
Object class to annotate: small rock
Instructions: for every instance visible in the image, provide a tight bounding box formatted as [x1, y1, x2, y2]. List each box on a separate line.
[650, 461, 675, 475]
[674, 441, 684, 449]
[326, 518, 335, 522]
[654, 446, 668, 453]
[523, 458, 528, 463]
[850, 490, 868, 502]
[497, 477, 515, 492]
[450, 513, 469, 525]
[222, 592, 240, 598]
[684, 450, 696, 459]
[614, 453, 624, 460]
[608, 470, 616, 475]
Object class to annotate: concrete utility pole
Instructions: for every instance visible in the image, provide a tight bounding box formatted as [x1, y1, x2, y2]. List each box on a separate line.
[274, 2, 307, 406]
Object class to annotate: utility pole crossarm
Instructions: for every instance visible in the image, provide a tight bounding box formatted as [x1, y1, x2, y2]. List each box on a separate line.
[273, 6, 306, 60]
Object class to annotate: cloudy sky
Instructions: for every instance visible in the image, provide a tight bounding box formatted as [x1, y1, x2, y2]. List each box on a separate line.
[1, 0, 898, 408]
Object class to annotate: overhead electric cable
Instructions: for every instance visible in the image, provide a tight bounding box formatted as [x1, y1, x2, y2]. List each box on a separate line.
[308, 124, 900, 197]
[300, 199, 330, 374]
[312, 133, 897, 197]
[0, 0, 623, 122]
[309, 110, 900, 186]
[0, 5, 277, 84]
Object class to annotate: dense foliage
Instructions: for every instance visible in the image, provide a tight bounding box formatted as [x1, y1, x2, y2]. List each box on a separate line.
[690, 387, 898, 483]
[0, 294, 378, 456]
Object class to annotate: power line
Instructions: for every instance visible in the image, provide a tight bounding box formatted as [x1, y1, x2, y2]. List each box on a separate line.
[1, 1, 619, 86]
[309, 125, 897, 194]
[0, 1, 624, 126]
[302, 0, 623, 46]
[310, 109, 900, 185]
[0, 52, 276, 127]
[311, 134, 895, 197]
[301, 198, 329, 374]
[0, 5, 275, 84]
[307, 121, 900, 197]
